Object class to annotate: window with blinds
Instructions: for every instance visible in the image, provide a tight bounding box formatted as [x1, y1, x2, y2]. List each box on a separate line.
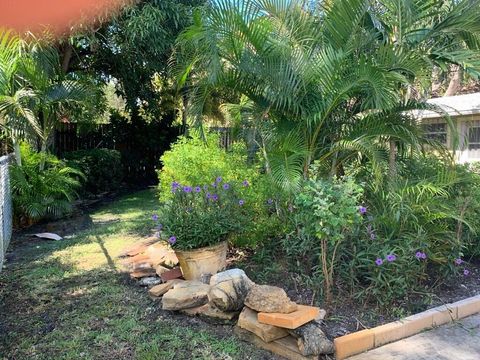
[422, 123, 447, 144]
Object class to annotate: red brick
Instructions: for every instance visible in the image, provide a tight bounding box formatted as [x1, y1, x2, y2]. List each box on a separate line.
[160, 267, 183, 282]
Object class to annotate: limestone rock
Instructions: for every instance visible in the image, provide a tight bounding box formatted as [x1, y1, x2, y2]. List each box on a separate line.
[181, 302, 238, 321]
[288, 321, 334, 355]
[138, 276, 162, 287]
[209, 268, 254, 312]
[237, 307, 289, 343]
[130, 268, 156, 279]
[162, 282, 210, 310]
[245, 285, 297, 314]
[149, 279, 184, 297]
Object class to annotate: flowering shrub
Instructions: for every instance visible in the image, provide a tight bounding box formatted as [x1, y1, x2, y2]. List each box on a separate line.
[157, 131, 280, 246]
[153, 177, 252, 251]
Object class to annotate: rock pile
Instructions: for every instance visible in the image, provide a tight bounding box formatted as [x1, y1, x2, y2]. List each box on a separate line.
[121, 240, 333, 359]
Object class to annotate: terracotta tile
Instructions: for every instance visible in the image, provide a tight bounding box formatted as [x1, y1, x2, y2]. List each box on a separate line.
[431, 305, 457, 326]
[453, 297, 480, 319]
[148, 279, 184, 297]
[160, 267, 183, 282]
[403, 311, 434, 337]
[257, 305, 321, 329]
[373, 321, 405, 347]
[334, 329, 374, 360]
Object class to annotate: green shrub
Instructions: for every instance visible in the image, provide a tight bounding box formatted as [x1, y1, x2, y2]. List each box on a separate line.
[64, 148, 123, 194]
[11, 144, 84, 225]
[284, 176, 363, 303]
[157, 132, 280, 247]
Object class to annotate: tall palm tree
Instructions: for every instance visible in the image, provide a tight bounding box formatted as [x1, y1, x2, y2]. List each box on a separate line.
[176, 0, 480, 189]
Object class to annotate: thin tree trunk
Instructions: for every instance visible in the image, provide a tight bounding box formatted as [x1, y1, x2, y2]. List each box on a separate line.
[444, 65, 462, 97]
[61, 43, 73, 74]
[389, 140, 397, 180]
[13, 140, 21, 166]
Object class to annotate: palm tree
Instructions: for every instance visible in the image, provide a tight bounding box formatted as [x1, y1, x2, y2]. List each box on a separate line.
[176, 0, 480, 189]
[0, 31, 91, 167]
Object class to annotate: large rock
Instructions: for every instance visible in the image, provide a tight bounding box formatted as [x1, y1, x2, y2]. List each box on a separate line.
[245, 285, 298, 314]
[237, 307, 289, 343]
[209, 269, 254, 312]
[288, 321, 334, 355]
[162, 281, 210, 310]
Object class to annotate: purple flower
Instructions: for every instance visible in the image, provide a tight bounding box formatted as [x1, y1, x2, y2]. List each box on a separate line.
[211, 183, 217, 188]
[375, 258, 383, 266]
[203, 185, 209, 191]
[239, 199, 245, 206]
[183, 186, 192, 193]
[267, 198, 274, 205]
[359, 206, 367, 215]
[222, 183, 230, 190]
[206, 192, 212, 199]
[464, 269, 470, 276]
[152, 214, 159, 221]
[455, 258, 463, 265]
[194, 186, 201, 193]
[171, 181, 180, 189]
[212, 194, 219, 201]
[386, 254, 396, 262]
[415, 251, 427, 260]
[157, 224, 163, 230]
[168, 236, 177, 245]
[242, 180, 249, 187]
[216, 176, 222, 183]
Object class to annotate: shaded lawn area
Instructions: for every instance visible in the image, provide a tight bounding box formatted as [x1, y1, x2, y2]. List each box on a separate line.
[0, 189, 274, 360]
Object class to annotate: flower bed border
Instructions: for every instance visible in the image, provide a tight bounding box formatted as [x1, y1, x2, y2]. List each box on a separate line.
[334, 294, 480, 359]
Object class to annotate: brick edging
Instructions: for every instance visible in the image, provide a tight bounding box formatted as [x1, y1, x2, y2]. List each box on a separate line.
[334, 294, 480, 360]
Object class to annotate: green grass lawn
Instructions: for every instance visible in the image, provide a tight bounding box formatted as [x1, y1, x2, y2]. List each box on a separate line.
[0, 189, 273, 360]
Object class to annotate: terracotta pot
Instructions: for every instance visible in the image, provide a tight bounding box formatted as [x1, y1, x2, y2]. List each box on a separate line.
[175, 241, 228, 280]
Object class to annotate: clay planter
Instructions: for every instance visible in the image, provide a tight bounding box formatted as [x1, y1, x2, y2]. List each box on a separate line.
[175, 241, 228, 280]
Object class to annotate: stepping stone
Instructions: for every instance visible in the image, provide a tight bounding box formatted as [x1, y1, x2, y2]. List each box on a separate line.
[237, 307, 289, 343]
[162, 282, 210, 310]
[234, 326, 317, 360]
[258, 305, 321, 329]
[149, 279, 184, 297]
[130, 268, 156, 279]
[160, 267, 183, 282]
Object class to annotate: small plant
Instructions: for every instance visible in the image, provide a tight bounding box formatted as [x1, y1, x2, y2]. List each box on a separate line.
[153, 177, 251, 251]
[290, 176, 363, 304]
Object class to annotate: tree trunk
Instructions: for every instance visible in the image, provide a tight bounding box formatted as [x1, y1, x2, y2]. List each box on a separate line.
[444, 65, 462, 97]
[61, 43, 73, 74]
[389, 140, 397, 180]
[13, 140, 21, 166]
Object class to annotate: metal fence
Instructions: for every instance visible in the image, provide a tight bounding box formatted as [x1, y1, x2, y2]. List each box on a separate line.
[0, 154, 13, 272]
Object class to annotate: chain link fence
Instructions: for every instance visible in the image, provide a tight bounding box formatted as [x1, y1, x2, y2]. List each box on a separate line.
[0, 154, 13, 272]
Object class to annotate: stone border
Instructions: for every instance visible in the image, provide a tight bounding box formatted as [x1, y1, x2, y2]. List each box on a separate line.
[334, 294, 480, 360]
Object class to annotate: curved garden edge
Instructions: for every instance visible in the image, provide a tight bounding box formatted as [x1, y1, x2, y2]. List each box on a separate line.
[334, 294, 480, 359]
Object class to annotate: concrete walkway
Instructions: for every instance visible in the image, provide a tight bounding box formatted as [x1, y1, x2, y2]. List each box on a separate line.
[349, 314, 480, 360]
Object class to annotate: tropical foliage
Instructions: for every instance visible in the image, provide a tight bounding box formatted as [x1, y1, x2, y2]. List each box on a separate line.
[10, 143, 83, 224]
